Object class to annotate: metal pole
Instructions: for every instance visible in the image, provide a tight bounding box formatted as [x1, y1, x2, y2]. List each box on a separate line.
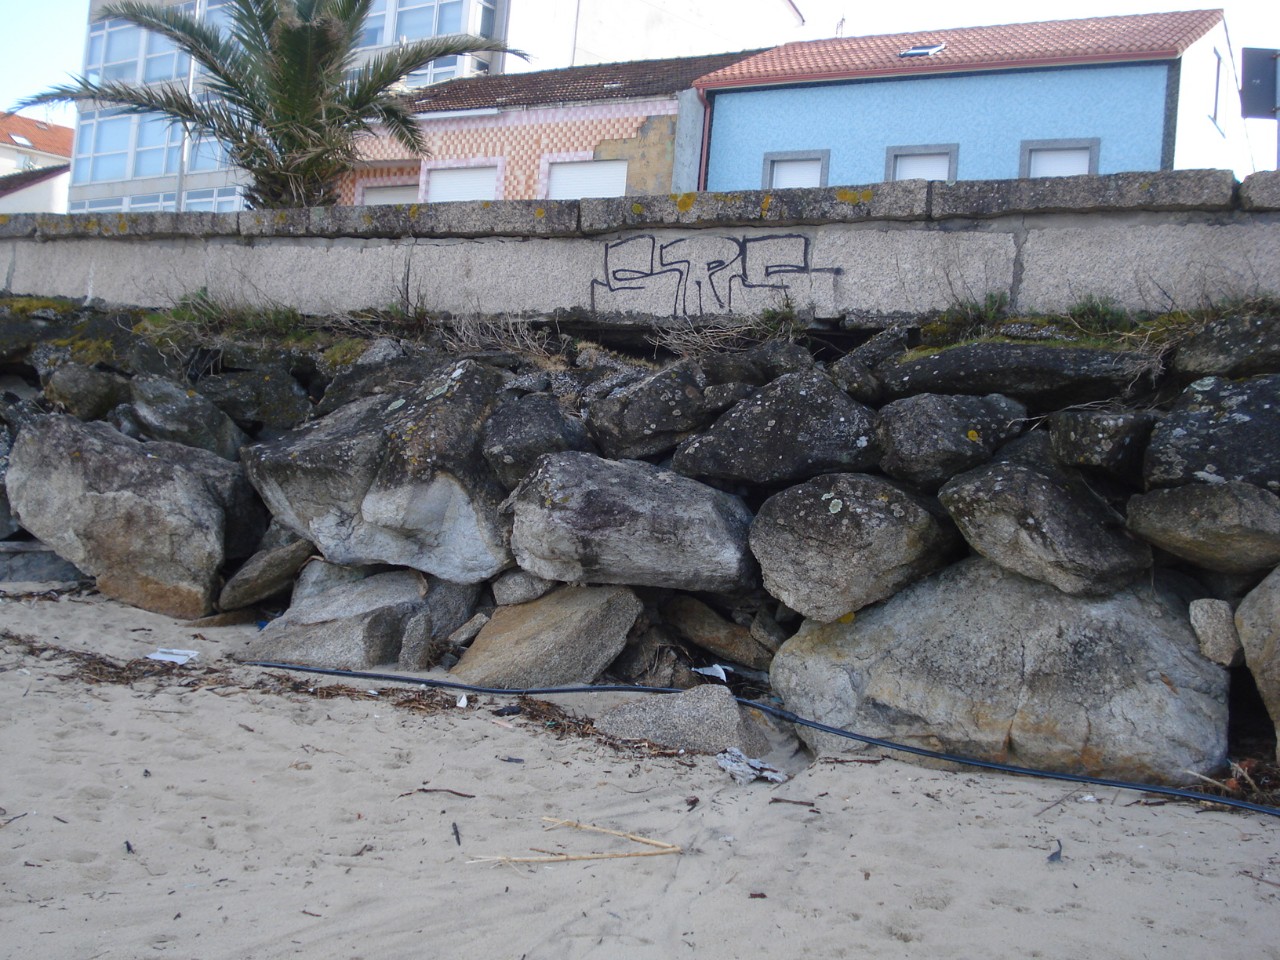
[173, 0, 207, 211]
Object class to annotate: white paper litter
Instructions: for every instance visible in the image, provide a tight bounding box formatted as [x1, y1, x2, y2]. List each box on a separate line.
[456, 694, 469, 708]
[692, 664, 729, 681]
[716, 747, 788, 785]
[146, 649, 199, 664]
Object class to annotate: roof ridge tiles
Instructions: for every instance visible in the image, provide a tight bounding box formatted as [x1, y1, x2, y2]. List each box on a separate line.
[694, 9, 1224, 89]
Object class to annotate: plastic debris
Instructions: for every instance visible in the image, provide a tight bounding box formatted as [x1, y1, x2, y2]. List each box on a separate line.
[716, 747, 788, 785]
[146, 649, 198, 664]
[692, 664, 729, 681]
[456, 694, 468, 708]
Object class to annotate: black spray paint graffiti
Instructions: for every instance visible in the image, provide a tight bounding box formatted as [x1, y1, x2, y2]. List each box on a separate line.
[590, 234, 840, 318]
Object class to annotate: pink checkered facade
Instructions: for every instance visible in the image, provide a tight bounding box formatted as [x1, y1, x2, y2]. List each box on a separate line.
[343, 98, 678, 203]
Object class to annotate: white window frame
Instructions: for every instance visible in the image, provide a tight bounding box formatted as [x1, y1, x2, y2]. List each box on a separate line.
[1019, 138, 1100, 178]
[885, 144, 958, 182]
[761, 150, 829, 189]
[182, 186, 242, 212]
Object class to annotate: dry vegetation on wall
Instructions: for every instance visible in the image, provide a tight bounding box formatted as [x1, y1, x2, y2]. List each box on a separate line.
[115, 288, 1280, 372]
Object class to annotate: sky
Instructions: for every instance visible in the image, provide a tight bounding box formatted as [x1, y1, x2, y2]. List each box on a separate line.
[1, 0, 1275, 169]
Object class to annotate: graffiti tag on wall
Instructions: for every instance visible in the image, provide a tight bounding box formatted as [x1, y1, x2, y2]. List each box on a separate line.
[590, 234, 840, 318]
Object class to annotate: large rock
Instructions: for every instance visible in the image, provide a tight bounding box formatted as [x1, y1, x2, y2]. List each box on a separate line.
[1172, 312, 1280, 380]
[195, 364, 314, 433]
[5, 416, 227, 618]
[397, 578, 482, 670]
[1049, 410, 1157, 483]
[584, 360, 718, 460]
[1127, 482, 1280, 574]
[749, 474, 958, 622]
[939, 461, 1151, 595]
[672, 370, 879, 485]
[143, 439, 269, 560]
[1144, 375, 1280, 493]
[0, 422, 16, 538]
[876, 393, 1025, 489]
[876, 343, 1156, 410]
[243, 360, 512, 583]
[243, 570, 429, 669]
[218, 537, 315, 610]
[111, 375, 251, 461]
[660, 594, 775, 671]
[1234, 566, 1280, 763]
[509, 452, 757, 592]
[482, 393, 595, 490]
[594, 684, 767, 754]
[43, 362, 132, 421]
[772, 558, 1228, 782]
[450, 585, 642, 688]
[1189, 598, 1243, 667]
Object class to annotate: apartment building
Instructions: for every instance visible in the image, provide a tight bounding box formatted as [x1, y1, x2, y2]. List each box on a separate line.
[68, 0, 508, 213]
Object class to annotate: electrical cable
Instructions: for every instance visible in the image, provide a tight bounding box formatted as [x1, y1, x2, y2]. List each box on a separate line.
[246, 659, 1280, 819]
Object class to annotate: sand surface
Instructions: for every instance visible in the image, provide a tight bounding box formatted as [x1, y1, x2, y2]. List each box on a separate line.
[2, 584, 1278, 960]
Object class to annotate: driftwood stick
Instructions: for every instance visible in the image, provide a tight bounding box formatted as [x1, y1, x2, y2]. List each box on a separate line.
[541, 817, 679, 850]
[469, 848, 681, 865]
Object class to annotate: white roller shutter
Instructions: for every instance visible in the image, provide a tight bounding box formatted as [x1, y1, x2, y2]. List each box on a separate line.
[770, 157, 823, 188]
[426, 166, 499, 202]
[1027, 148, 1091, 178]
[362, 184, 421, 204]
[547, 159, 628, 199]
[893, 152, 950, 181]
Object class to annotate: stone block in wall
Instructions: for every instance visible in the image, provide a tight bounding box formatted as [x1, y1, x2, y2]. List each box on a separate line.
[287, 199, 581, 239]
[210, 237, 408, 315]
[820, 229, 1017, 317]
[580, 182, 928, 233]
[930, 170, 1238, 220]
[238, 207, 314, 237]
[0, 214, 37, 238]
[1240, 171, 1280, 211]
[34, 211, 236, 240]
[1016, 222, 1280, 314]
[408, 236, 601, 319]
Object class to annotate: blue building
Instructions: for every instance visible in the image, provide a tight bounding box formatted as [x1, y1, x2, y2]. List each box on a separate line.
[691, 10, 1254, 191]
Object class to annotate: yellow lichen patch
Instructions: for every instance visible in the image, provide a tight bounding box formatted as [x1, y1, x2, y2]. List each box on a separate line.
[322, 337, 368, 370]
[837, 611, 856, 625]
[675, 193, 696, 213]
[1, 296, 78, 318]
[966, 429, 981, 442]
[534, 207, 546, 218]
[0, 214, 8, 225]
[833, 187, 874, 204]
[760, 194, 772, 215]
[631, 202, 645, 215]
[116, 215, 129, 234]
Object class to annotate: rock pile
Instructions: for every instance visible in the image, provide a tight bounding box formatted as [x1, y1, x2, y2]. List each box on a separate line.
[3, 300, 1279, 781]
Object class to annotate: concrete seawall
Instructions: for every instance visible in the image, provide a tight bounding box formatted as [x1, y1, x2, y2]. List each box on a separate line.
[2, 169, 1278, 325]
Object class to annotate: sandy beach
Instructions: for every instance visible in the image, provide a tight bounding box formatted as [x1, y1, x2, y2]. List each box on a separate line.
[2, 583, 1277, 960]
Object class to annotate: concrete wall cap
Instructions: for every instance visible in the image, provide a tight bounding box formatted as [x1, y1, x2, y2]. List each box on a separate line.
[0, 213, 38, 238]
[579, 181, 928, 233]
[1240, 171, 1280, 212]
[930, 169, 1238, 220]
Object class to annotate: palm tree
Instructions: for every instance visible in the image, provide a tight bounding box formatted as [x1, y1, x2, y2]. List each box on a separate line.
[22, 0, 515, 208]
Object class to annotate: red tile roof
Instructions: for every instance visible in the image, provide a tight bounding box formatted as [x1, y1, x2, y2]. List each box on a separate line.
[408, 50, 762, 114]
[695, 10, 1223, 90]
[0, 112, 74, 159]
[0, 163, 70, 200]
